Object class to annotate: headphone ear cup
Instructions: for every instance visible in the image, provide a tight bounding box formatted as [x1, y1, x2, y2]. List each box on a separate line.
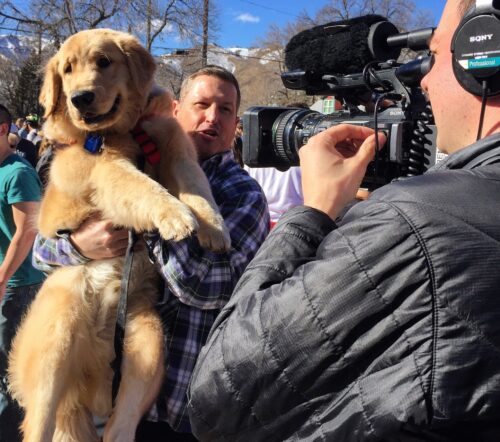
[451, 10, 500, 96]
[452, 52, 500, 95]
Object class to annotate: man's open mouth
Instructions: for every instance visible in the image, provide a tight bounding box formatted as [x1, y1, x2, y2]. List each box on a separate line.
[82, 95, 121, 125]
[201, 129, 218, 138]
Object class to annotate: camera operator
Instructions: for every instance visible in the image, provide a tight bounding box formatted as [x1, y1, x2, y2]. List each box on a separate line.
[187, 0, 500, 440]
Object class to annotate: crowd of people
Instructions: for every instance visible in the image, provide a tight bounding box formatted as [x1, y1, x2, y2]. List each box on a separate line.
[0, 105, 45, 441]
[1, 0, 500, 440]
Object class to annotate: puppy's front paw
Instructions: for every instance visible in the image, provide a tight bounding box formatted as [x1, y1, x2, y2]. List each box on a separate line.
[197, 216, 231, 252]
[140, 118, 167, 140]
[155, 203, 199, 242]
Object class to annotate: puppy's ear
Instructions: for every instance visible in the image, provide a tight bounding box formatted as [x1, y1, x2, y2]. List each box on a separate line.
[117, 34, 156, 93]
[39, 55, 61, 118]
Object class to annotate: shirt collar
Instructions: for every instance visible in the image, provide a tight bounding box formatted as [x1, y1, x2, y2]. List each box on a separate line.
[201, 150, 235, 174]
[431, 133, 500, 172]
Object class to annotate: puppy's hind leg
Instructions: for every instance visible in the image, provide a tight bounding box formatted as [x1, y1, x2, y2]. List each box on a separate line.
[17, 328, 73, 442]
[53, 405, 99, 442]
[103, 306, 164, 442]
[9, 271, 84, 442]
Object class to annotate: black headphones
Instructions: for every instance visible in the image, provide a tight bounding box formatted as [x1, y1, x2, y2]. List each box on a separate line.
[451, 0, 500, 96]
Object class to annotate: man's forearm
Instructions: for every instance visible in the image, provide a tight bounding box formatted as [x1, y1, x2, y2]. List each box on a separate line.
[145, 183, 271, 310]
[147, 233, 245, 310]
[0, 231, 37, 286]
[32, 233, 90, 273]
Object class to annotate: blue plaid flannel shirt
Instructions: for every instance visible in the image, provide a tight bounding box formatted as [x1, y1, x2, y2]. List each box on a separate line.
[32, 150, 270, 432]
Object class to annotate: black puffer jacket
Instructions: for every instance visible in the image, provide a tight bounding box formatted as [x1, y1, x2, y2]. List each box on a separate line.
[188, 134, 500, 441]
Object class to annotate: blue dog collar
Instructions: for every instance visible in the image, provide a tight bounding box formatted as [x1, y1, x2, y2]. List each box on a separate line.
[84, 134, 103, 154]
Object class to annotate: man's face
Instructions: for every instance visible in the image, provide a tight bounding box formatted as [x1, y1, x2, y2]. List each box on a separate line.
[173, 75, 239, 160]
[421, 0, 480, 154]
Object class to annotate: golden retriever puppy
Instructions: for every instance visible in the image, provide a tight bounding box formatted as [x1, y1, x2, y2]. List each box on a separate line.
[8, 29, 230, 442]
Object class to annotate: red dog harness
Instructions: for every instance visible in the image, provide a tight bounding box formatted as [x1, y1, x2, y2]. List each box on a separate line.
[131, 120, 161, 165]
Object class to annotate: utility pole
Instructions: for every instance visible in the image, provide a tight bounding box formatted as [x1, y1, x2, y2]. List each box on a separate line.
[36, 25, 43, 117]
[201, 0, 209, 66]
[147, 0, 152, 51]
[37, 25, 42, 56]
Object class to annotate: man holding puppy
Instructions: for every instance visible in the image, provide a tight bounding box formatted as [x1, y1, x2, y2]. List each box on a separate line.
[32, 66, 269, 440]
[188, 0, 500, 440]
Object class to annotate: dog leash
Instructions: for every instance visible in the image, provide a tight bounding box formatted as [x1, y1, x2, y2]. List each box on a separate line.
[109, 125, 160, 407]
[82, 127, 159, 407]
[110, 229, 137, 406]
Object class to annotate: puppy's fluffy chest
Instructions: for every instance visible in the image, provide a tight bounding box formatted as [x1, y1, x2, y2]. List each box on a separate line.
[82, 250, 160, 321]
[48, 132, 143, 195]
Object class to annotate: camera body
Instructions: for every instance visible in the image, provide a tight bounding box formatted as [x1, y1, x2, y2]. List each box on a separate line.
[242, 18, 438, 189]
[244, 104, 437, 189]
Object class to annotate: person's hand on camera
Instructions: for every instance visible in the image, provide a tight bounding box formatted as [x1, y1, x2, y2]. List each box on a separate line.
[299, 124, 386, 220]
[69, 213, 130, 260]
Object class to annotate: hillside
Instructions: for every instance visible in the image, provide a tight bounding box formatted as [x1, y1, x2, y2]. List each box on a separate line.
[156, 45, 313, 113]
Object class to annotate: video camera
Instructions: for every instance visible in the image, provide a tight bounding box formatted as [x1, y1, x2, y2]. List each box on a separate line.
[243, 15, 439, 189]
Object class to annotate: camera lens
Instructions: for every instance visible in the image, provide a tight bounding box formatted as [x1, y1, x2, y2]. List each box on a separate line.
[271, 109, 352, 166]
[272, 109, 315, 165]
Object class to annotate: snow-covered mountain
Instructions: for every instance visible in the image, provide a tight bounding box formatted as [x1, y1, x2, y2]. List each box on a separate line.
[157, 46, 280, 75]
[0, 34, 52, 63]
[0, 35, 34, 61]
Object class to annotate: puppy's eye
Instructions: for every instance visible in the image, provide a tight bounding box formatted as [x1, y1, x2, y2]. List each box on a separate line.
[64, 64, 72, 74]
[97, 57, 111, 68]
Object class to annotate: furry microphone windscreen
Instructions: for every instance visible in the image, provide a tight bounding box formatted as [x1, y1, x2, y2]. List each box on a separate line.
[285, 15, 395, 75]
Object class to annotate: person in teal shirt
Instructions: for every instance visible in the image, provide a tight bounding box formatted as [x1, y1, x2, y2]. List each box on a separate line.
[0, 104, 44, 442]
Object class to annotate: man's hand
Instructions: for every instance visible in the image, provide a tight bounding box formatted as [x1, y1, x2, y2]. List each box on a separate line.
[299, 124, 386, 220]
[69, 213, 130, 260]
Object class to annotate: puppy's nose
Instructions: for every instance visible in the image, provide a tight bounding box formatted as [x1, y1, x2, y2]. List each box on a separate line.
[71, 91, 95, 110]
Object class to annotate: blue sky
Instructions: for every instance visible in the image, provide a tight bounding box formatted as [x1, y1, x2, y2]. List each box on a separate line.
[1, 0, 447, 53]
[214, 0, 447, 48]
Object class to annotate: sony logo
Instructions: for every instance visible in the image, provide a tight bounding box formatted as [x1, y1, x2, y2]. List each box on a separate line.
[470, 34, 494, 42]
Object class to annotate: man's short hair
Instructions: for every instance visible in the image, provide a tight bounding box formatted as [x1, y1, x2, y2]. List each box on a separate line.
[0, 104, 12, 135]
[179, 65, 241, 110]
[459, 0, 475, 16]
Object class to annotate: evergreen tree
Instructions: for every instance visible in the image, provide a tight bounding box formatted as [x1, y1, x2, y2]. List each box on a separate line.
[0, 58, 18, 112]
[12, 52, 43, 118]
